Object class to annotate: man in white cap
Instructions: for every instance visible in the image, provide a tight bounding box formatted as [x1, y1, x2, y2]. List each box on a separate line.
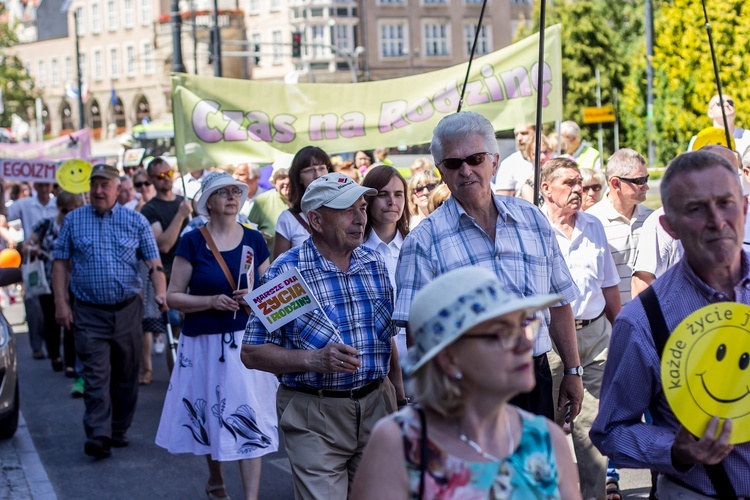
[242, 172, 405, 500]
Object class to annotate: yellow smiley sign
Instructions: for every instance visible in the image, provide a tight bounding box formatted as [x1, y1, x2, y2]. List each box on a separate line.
[689, 127, 736, 151]
[662, 303, 750, 444]
[56, 159, 93, 194]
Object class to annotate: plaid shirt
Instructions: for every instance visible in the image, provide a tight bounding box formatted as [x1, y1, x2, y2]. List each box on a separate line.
[393, 195, 578, 356]
[591, 254, 750, 496]
[243, 238, 396, 390]
[53, 205, 159, 305]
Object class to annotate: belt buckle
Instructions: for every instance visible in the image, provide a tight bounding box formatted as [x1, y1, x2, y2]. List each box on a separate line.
[574, 319, 583, 330]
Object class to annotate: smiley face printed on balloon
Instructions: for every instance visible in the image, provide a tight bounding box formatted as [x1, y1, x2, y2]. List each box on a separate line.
[662, 303, 750, 444]
[57, 159, 93, 194]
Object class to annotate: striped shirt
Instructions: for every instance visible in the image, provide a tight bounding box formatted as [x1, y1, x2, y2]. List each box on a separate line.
[587, 196, 653, 305]
[52, 205, 159, 305]
[393, 195, 578, 356]
[590, 254, 750, 496]
[243, 238, 396, 390]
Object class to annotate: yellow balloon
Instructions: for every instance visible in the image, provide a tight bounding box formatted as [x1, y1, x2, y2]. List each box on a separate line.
[690, 127, 736, 151]
[662, 303, 750, 444]
[57, 159, 93, 194]
[0, 248, 22, 268]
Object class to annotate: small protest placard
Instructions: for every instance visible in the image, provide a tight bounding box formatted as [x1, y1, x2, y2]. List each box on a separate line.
[245, 267, 321, 331]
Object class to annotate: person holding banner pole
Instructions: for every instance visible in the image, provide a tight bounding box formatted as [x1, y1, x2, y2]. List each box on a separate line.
[273, 146, 333, 258]
[156, 172, 278, 500]
[243, 173, 405, 500]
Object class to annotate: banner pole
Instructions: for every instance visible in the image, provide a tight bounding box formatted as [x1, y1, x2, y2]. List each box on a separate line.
[456, 0, 489, 113]
[700, 0, 732, 149]
[532, 0, 547, 207]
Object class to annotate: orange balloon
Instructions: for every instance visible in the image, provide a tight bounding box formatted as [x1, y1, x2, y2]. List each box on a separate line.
[0, 249, 22, 268]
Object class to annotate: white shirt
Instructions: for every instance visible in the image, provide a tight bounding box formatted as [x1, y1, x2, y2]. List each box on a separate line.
[7, 195, 57, 240]
[275, 209, 311, 248]
[493, 151, 533, 196]
[587, 196, 653, 306]
[172, 170, 209, 200]
[632, 207, 683, 278]
[548, 211, 620, 319]
[240, 186, 268, 218]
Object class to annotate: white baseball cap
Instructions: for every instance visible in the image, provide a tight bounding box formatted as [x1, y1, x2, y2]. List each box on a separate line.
[301, 173, 376, 214]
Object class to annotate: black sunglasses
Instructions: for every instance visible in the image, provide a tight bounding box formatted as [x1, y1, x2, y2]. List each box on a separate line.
[615, 175, 649, 186]
[583, 184, 602, 192]
[712, 99, 735, 108]
[439, 152, 492, 170]
[134, 181, 152, 188]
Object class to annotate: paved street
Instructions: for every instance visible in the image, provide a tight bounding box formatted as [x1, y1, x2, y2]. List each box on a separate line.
[1, 301, 652, 498]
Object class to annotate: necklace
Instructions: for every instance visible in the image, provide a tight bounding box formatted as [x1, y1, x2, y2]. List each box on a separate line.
[458, 408, 514, 462]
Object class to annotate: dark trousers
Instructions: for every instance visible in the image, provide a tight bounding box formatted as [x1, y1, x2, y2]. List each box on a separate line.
[39, 293, 75, 368]
[509, 353, 554, 420]
[24, 295, 45, 352]
[72, 297, 143, 439]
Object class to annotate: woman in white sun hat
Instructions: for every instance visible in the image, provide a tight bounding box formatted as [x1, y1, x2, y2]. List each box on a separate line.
[352, 266, 580, 499]
[156, 172, 279, 500]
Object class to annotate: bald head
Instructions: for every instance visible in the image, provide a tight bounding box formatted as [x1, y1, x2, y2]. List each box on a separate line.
[701, 144, 741, 171]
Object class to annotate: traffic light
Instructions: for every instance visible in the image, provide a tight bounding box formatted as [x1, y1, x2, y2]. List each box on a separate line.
[292, 32, 302, 58]
[208, 30, 216, 65]
[254, 43, 260, 65]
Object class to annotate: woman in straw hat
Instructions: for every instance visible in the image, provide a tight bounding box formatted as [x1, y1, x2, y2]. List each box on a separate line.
[352, 266, 579, 499]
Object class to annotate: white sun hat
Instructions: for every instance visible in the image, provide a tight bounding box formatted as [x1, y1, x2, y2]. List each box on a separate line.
[194, 171, 249, 217]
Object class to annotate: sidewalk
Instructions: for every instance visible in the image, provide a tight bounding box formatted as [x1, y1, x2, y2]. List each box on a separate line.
[0, 304, 56, 500]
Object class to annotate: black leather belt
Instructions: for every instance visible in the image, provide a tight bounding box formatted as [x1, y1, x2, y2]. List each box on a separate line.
[285, 379, 383, 399]
[77, 294, 138, 311]
[575, 310, 605, 330]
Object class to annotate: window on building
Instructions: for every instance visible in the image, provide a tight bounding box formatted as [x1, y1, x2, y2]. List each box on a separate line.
[37, 60, 46, 87]
[140, 0, 151, 25]
[380, 23, 406, 57]
[464, 0, 483, 3]
[126, 45, 136, 76]
[424, 23, 448, 56]
[75, 7, 85, 35]
[93, 50, 103, 81]
[142, 42, 154, 74]
[123, 0, 134, 28]
[107, 0, 117, 31]
[91, 3, 101, 33]
[50, 58, 59, 86]
[464, 23, 489, 55]
[510, 0, 531, 4]
[247, 0, 260, 14]
[270, 0, 280, 10]
[110, 47, 120, 78]
[423, 0, 447, 4]
[311, 25, 325, 57]
[78, 53, 87, 81]
[378, 0, 405, 4]
[272, 31, 282, 63]
[333, 25, 351, 52]
[65, 56, 73, 83]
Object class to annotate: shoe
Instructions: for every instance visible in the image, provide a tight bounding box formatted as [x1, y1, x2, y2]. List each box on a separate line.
[153, 335, 166, 354]
[111, 433, 129, 448]
[205, 483, 230, 500]
[70, 377, 85, 398]
[51, 358, 64, 372]
[84, 437, 111, 459]
[139, 370, 153, 385]
[32, 350, 45, 360]
[65, 367, 76, 378]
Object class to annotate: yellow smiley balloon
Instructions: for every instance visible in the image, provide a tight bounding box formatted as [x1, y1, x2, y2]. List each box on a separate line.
[662, 303, 750, 444]
[57, 159, 93, 194]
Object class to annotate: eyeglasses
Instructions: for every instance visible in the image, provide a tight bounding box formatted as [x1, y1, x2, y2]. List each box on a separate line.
[152, 170, 174, 180]
[355, 156, 372, 163]
[711, 99, 735, 108]
[211, 187, 243, 198]
[60, 208, 71, 215]
[615, 175, 649, 186]
[134, 181, 152, 188]
[438, 152, 492, 170]
[462, 317, 541, 350]
[414, 183, 439, 195]
[583, 183, 602, 193]
[300, 164, 329, 176]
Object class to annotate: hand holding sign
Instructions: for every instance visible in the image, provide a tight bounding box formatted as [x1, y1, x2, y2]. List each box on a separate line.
[234, 245, 255, 319]
[671, 417, 733, 467]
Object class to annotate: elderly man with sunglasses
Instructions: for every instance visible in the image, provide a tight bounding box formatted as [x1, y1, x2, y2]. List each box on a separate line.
[394, 112, 584, 423]
[587, 148, 653, 307]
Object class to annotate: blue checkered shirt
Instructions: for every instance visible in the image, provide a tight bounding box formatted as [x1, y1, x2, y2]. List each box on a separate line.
[393, 195, 578, 355]
[590, 254, 750, 496]
[243, 238, 396, 390]
[52, 205, 160, 305]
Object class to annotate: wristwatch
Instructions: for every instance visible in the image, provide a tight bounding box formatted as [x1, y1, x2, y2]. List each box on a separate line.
[564, 366, 584, 377]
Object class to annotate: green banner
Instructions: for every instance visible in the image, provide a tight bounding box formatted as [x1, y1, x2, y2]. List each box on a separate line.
[172, 25, 562, 171]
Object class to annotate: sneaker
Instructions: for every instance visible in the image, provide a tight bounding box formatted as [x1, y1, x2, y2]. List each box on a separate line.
[70, 377, 85, 398]
[153, 335, 166, 354]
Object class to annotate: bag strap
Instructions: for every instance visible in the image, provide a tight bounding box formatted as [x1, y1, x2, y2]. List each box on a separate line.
[416, 405, 427, 500]
[639, 287, 738, 500]
[291, 210, 312, 235]
[199, 226, 252, 316]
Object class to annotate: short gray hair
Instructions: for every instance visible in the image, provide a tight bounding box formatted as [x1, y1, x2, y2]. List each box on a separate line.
[430, 112, 499, 167]
[661, 151, 739, 217]
[605, 148, 646, 182]
[580, 167, 606, 186]
[741, 145, 750, 169]
[541, 157, 579, 184]
[560, 120, 581, 139]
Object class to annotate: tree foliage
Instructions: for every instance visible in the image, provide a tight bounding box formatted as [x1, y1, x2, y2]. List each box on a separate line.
[0, 22, 38, 128]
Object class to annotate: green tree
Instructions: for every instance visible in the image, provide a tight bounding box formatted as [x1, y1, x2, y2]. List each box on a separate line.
[0, 22, 38, 128]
